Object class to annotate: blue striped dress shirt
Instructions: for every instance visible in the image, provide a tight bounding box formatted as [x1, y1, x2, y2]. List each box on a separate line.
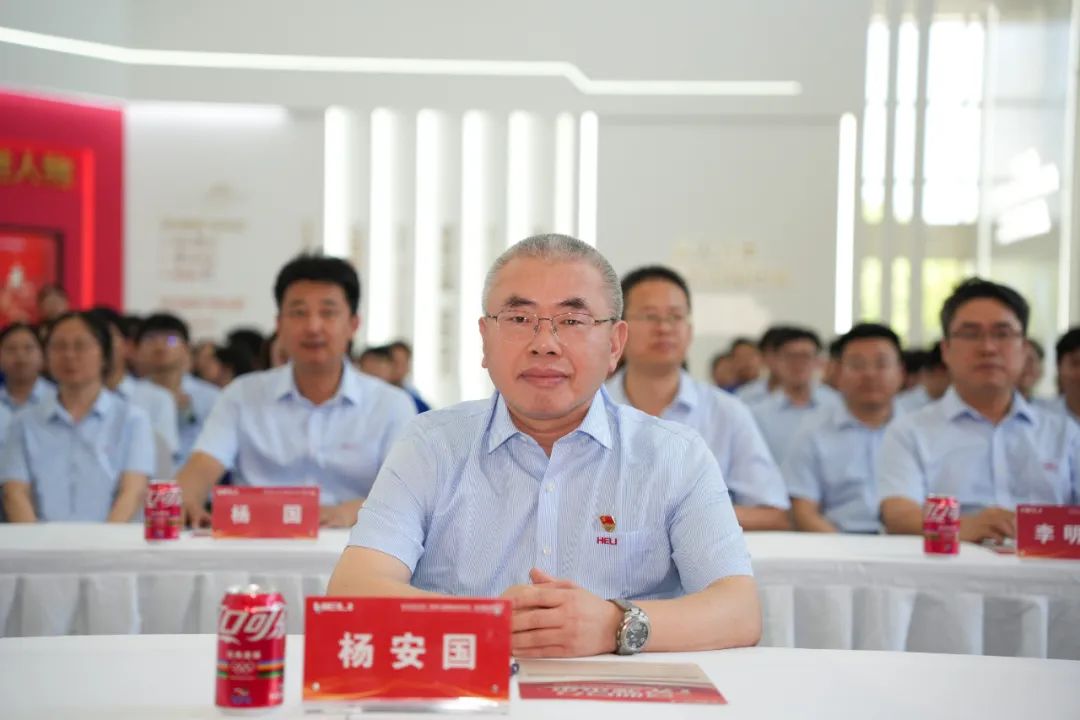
[606, 369, 789, 509]
[348, 387, 753, 600]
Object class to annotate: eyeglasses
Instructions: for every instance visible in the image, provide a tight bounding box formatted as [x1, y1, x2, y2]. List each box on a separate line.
[626, 313, 690, 327]
[485, 310, 616, 343]
[841, 358, 899, 373]
[48, 341, 98, 356]
[142, 332, 183, 347]
[948, 327, 1024, 344]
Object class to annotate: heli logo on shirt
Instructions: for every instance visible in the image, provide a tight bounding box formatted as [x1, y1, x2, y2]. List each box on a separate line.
[596, 515, 618, 545]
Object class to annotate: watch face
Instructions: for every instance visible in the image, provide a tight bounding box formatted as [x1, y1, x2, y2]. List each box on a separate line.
[625, 619, 649, 650]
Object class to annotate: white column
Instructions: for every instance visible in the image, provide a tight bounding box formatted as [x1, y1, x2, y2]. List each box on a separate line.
[554, 111, 578, 236]
[578, 111, 599, 247]
[367, 108, 415, 345]
[459, 111, 497, 402]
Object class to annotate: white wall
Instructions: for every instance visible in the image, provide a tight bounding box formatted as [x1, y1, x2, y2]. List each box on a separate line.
[124, 104, 323, 339]
[599, 117, 844, 376]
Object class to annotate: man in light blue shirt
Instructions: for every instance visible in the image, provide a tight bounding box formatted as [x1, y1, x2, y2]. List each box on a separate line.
[134, 313, 222, 467]
[605, 265, 789, 530]
[178, 255, 416, 528]
[879, 279, 1080, 543]
[749, 327, 840, 464]
[329, 234, 760, 658]
[783, 324, 905, 533]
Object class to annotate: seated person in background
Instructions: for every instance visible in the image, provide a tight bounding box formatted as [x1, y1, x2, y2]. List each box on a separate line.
[710, 351, 737, 391]
[227, 328, 268, 372]
[387, 340, 432, 413]
[749, 327, 840, 464]
[213, 343, 256, 387]
[607, 265, 790, 531]
[822, 337, 842, 390]
[135, 313, 222, 468]
[0, 322, 54, 413]
[1048, 328, 1080, 425]
[192, 340, 222, 384]
[36, 284, 69, 324]
[894, 341, 950, 413]
[728, 337, 763, 391]
[900, 348, 925, 391]
[735, 327, 789, 404]
[1018, 339, 1045, 401]
[783, 323, 904, 533]
[878, 278, 1080, 543]
[260, 331, 289, 370]
[0, 312, 154, 522]
[355, 345, 396, 382]
[90, 307, 179, 474]
[329, 234, 761, 658]
[177, 255, 416, 528]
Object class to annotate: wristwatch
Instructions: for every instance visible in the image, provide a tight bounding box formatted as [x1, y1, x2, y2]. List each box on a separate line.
[609, 599, 650, 655]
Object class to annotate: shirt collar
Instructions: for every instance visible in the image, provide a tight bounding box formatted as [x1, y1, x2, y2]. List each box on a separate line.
[774, 385, 829, 410]
[115, 374, 137, 399]
[486, 386, 615, 454]
[607, 368, 698, 412]
[272, 359, 362, 405]
[829, 401, 896, 431]
[940, 386, 1036, 425]
[45, 387, 113, 424]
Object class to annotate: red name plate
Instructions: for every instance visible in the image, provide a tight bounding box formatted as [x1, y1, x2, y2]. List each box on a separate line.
[303, 597, 511, 707]
[212, 486, 320, 539]
[1017, 505, 1080, 559]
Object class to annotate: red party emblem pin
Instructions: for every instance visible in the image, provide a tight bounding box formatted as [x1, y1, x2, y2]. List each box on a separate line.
[599, 515, 616, 533]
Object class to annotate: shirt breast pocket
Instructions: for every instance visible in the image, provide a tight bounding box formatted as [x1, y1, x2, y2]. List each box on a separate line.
[1014, 456, 1070, 505]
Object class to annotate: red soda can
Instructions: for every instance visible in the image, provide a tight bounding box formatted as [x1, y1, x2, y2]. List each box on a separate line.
[923, 494, 960, 555]
[144, 482, 182, 541]
[216, 585, 286, 711]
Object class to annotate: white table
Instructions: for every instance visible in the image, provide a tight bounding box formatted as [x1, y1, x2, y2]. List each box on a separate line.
[2, 525, 1079, 659]
[3, 634, 1078, 720]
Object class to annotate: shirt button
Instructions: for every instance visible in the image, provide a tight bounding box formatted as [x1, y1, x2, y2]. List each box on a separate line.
[543, 547, 552, 556]
[544, 483, 554, 493]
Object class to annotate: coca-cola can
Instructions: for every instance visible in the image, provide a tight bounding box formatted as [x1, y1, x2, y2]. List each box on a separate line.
[923, 494, 960, 555]
[216, 584, 286, 711]
[144, 482, 182, 541]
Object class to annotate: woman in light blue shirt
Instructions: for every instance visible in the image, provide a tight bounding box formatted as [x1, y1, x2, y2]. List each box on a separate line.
[0, 312, 155, 522]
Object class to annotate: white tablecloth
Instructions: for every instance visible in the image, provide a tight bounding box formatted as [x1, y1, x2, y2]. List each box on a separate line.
[3, 634, 1078, 720]
[2, 525, 1079, 659]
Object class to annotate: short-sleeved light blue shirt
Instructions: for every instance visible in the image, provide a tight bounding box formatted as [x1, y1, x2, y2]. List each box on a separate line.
[877, 388, 1080, 513]
[0, 389, 155, 521]
[193, 361, 416, 505]
[116, 375, 179, 463]
[348, 387, 753, 600]
[782, 403, 890, 533]
[894, 385, 933, 414]
[176, 374, 221, 467]
[0, 377, 56, 411]
[749, 386, 840, 465]
[735, 377, 770, 405]
[606, 370, 789, 509]
[1035, 395, 1079, 427]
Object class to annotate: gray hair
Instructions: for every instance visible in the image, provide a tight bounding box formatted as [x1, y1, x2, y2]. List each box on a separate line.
[481, 234, 623, 318]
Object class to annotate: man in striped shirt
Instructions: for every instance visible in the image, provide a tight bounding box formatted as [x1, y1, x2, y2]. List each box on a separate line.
[330, 234, 760, 658]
